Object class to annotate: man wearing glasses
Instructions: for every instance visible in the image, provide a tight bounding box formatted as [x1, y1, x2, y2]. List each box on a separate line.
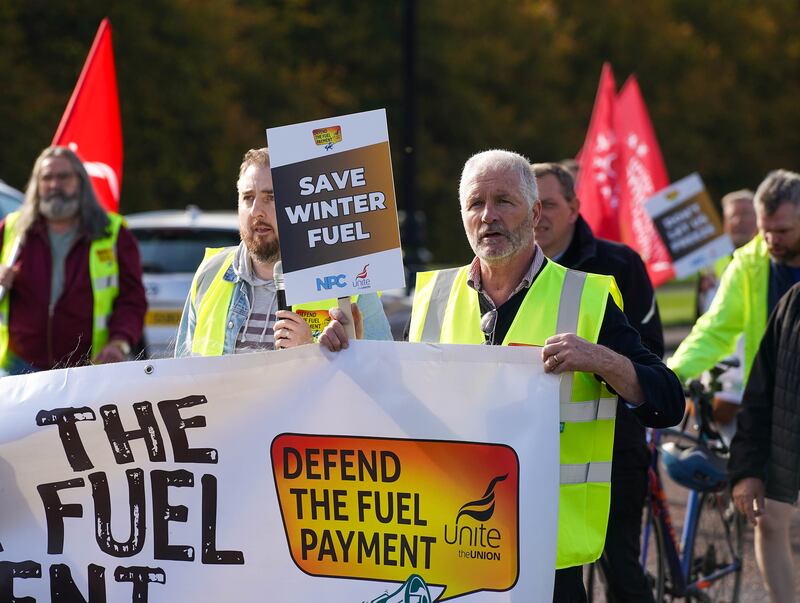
[407, 150, 683, 602]
[0, 146, 146, 374]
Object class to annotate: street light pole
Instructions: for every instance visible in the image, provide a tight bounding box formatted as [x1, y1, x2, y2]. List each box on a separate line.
[401, 0, 423, 291]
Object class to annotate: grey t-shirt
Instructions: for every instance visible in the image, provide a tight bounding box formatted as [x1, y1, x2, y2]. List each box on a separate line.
[232, 245, 278, 353]
[48, 226, 77, 313]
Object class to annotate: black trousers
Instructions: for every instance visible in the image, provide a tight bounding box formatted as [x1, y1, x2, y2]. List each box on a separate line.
[597, 463, 655, 603]
[553, 566, 586, 602]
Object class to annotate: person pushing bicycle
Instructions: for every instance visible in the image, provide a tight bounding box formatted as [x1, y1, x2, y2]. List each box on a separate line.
[669, 169, 800, 602]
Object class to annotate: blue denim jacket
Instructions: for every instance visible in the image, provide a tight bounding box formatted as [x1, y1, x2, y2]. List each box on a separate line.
[175, 260, 392, 357]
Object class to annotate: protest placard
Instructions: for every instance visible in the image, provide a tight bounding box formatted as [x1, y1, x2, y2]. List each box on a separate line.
[266, 109, 404, 305]
[645, 173, 734, 278]
[0, 342, 559, 601]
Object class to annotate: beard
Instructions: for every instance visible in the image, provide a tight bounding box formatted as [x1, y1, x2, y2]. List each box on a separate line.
[468, 211, 535, 263]
[770, 240, 800, 265]
[241, 226, 280, 264]
[40, 193, 80, 221]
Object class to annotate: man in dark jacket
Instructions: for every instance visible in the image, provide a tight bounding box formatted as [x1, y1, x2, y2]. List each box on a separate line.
[0, 146, 146, 374]
[730, 282, 800, 603]
[533, 162, 663, 603]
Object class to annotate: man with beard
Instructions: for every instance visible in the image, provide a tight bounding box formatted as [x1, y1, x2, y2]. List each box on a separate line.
[669, 169, 800, 600]
[332, 149, 684, 601]
[0, 146, 146, 374]
[175, 147, 391, 357]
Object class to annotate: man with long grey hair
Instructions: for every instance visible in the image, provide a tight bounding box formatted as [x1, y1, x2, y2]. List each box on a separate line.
[0, 146, 146, 374]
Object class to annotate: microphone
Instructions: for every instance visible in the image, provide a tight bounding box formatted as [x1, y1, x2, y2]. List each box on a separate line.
[273, 261, 289, 311]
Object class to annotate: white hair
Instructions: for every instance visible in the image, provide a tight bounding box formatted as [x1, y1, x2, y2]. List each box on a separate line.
[459, 149, 538, 207]
[721, 189, 754, 211]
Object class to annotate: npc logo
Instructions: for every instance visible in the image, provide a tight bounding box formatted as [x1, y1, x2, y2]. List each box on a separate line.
[315, 273, 348, 291]
[312, 125, 342, 151]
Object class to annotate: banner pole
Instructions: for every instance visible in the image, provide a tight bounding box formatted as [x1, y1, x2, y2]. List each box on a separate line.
[337, 297, 356, 339]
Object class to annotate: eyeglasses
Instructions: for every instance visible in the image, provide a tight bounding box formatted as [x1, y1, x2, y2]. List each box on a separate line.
[480, 308, 497, 345]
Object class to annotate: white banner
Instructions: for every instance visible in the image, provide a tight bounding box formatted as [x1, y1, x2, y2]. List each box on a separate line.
[0, 341, 559, 602]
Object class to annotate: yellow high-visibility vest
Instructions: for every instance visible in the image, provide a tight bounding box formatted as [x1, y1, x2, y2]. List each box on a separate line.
[189, 247, 356, 356]
[409, 260, 622, 569]
[0, 211, 122, 367]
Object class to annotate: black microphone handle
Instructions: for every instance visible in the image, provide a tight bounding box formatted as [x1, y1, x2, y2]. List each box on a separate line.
[276, 288, 289, 311]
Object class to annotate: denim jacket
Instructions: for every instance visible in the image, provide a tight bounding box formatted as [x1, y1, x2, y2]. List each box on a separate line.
[175, 250, 392, 357]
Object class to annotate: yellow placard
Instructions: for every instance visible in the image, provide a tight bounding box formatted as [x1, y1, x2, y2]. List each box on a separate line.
[312, 125, 342, 147]
[271, 434, 519, 600]
[145, 309, 183, 326]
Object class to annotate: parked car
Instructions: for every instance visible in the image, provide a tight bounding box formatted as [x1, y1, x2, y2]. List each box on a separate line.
[126, 207, 240, 358]
[0, 180, 23, 218]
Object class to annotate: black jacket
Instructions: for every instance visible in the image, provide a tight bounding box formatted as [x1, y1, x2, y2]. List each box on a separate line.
[558, 216, 665, 468]
[729, 282, 800, 503]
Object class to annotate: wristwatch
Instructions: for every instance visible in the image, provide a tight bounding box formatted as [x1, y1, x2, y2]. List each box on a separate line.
[109, 339, 131, 356]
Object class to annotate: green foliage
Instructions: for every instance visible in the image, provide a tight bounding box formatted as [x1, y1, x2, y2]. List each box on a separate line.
[2, 0, 798, 264]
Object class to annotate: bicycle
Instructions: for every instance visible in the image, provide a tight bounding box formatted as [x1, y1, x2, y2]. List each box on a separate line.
[587, 360, 744, 602]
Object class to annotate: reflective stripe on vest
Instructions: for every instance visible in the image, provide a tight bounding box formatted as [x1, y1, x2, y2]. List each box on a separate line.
[189, 247, 357, 356]
[560, 461, 613, 485]
[408, 260, 620, 568]
[0, 211, 122, 367]
[89, 213, 123, 356]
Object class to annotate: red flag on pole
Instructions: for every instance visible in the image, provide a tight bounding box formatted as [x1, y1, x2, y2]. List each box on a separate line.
[575, 63, 621, 241]
[53, 18, 122, 213]
[614, 76, 674, 286]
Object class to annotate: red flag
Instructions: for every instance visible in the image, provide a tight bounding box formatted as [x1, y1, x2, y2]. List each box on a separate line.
[575, 63, 621, 241]
[53, 18, 122, 213]
[614, 76, 674, 286]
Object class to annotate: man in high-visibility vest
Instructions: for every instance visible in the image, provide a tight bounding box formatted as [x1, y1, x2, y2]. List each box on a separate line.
[532, 161, 664, 603]
[174, 147, 391, 357]
[0, 146, 146, 374]
[328, 149, 684, 602]
[669, 169, 800, 601]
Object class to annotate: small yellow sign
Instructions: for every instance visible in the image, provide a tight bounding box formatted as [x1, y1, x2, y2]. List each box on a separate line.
[145, 309, 182, 326]
[312, 125, 342, 147]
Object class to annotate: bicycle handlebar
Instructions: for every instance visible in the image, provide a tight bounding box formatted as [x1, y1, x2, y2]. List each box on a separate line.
[681, 358, 739, 450]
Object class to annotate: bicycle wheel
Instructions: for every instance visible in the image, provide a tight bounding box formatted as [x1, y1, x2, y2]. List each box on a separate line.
[641, 507, 666, 602]
[686, 490, 743, 603]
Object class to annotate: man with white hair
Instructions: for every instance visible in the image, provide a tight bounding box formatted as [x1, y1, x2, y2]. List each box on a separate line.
[696, 188, 757, 314]
[0, 146, 146, 374]
[405, 149, 684, 601]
